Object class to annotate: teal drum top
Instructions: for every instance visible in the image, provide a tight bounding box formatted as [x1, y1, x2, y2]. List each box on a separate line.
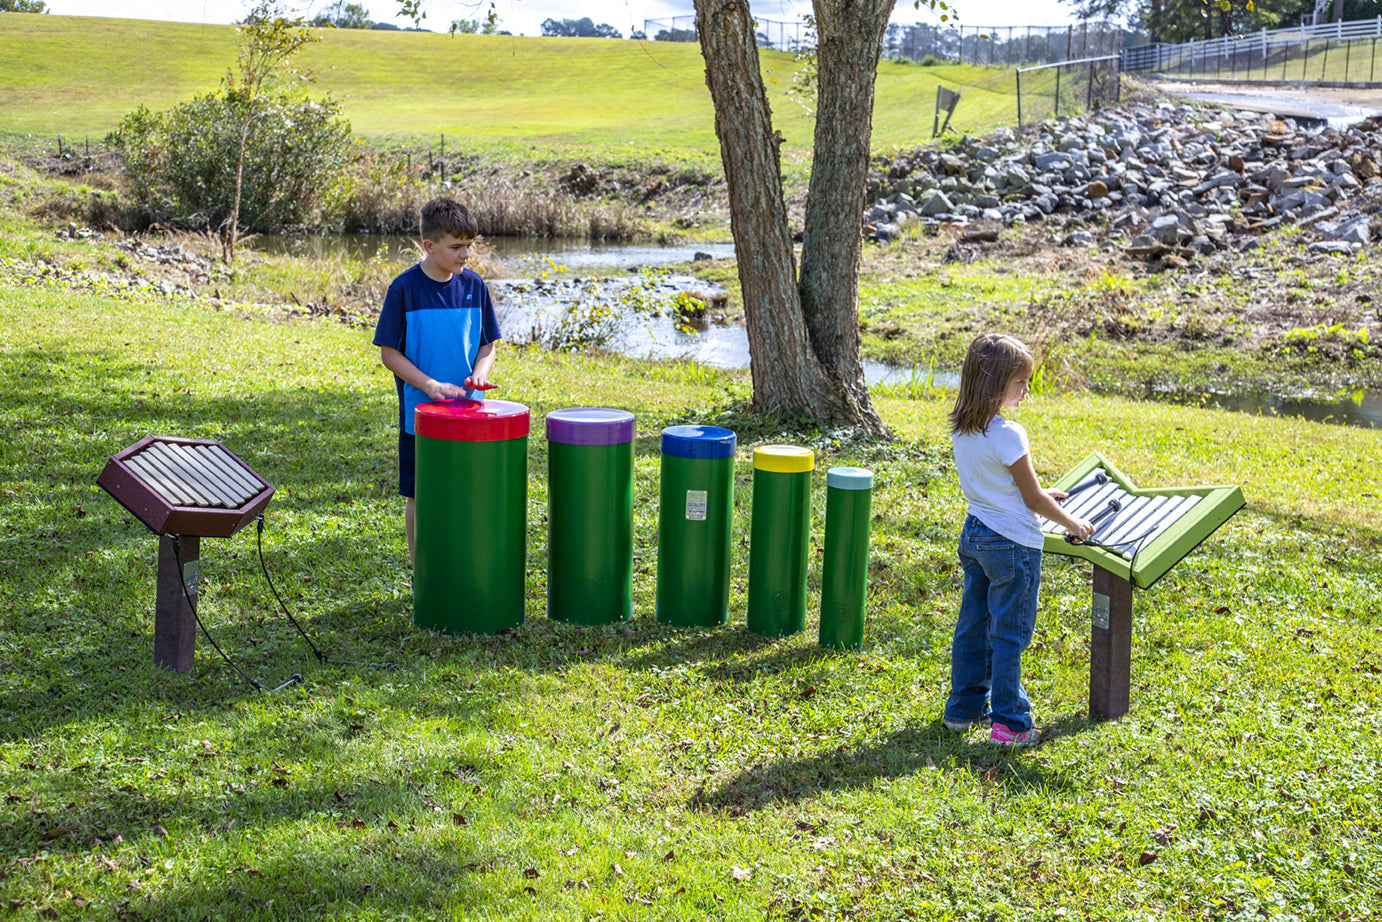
[826, 467, 874, 490]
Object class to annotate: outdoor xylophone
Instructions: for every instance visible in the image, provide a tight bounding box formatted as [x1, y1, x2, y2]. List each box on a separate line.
[98, 436, 275, 672]
[1038, 452, 1245, 720]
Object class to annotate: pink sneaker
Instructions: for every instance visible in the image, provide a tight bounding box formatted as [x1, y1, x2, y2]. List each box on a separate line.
[989, 722, 1043, 748]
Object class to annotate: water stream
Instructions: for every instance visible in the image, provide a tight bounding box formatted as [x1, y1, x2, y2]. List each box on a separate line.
[251, 233, 1379, 428]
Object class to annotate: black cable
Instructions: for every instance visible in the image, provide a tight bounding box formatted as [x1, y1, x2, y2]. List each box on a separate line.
[254, 516, 395, 671]
[170, 535, 267, 693]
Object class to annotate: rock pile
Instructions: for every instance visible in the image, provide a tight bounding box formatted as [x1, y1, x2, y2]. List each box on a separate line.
[865, 101, 1382, 259]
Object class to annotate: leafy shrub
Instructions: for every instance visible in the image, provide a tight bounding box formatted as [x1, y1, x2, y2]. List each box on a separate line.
[107, 90, 351, 233]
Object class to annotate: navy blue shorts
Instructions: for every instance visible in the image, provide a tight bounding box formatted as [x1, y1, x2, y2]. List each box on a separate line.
[398, 431, 416, 498]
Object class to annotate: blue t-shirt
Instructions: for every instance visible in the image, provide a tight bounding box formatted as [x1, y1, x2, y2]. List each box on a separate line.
[373, 264, 502, 435]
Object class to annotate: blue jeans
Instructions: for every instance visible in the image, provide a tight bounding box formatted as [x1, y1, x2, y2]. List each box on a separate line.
[945, 516, 1043, 733]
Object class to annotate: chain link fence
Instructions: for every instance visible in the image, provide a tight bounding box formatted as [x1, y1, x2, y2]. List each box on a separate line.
[644, 16, 813, 51]
[643, 15, 1124, 67]
[1015, 56, 1122, 125]
[886, 21, 1124, 66]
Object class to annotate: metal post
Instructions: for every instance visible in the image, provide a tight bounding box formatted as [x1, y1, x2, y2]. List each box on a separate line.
[1016, 69, 1023, 125]
[1090, 565, 1134, 720]
[1345, 37, 1351, 80]
[1055, 65, 1061, 118]
[156, 535, 198, 672]
[1087, 60, 1095, 109]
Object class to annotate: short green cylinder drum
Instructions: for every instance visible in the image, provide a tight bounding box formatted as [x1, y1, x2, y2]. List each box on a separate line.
[819, 467, 874, 650]
[413, 398, 529, 635]
[545, 408, 636, 625]
[747, 445, 815, 638]
[655, 425, 737, 627]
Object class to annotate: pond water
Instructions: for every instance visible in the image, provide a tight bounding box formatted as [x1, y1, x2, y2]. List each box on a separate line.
[253, 233, 1379, 429]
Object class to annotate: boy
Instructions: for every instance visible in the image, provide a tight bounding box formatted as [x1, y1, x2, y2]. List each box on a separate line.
[373, 197, 501, 563]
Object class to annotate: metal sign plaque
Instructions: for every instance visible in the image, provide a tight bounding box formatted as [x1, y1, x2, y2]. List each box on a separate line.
[1093, 591, 1110, 631]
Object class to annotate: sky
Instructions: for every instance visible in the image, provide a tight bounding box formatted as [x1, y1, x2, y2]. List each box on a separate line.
[42, 0, 1083, 38]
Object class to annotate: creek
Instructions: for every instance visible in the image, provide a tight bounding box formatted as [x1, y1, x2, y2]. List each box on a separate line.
[251, 233, 1380, 429]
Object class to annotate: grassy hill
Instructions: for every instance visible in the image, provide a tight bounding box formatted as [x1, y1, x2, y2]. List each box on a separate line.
[0, 13, 1018, 153]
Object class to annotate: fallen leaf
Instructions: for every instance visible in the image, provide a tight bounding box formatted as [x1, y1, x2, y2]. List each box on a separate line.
[523, 868, 540, 879]
[452, 814, 467, 826]
[1139, 851, 1157, 866]
[731, 866, 752, 881]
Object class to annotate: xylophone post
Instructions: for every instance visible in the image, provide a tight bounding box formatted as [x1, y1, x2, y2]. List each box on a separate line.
[155, 535, 198, 672]
[1089, 565, 1134, 720]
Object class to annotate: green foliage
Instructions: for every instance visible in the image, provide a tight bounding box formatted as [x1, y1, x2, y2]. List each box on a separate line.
[540, 16, 622, 38]
[312, 0, 372, 29]
[0, 0, 46, 11]
[107, 92, 351, 231]
[105, 1, 351, 238]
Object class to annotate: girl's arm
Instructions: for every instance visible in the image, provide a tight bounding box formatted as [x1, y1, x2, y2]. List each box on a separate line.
[1009, 453, 1096, 539]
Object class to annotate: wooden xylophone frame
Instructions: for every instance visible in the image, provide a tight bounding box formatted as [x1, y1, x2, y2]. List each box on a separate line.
[1042, 453, 1245, 720]
[98, 436, 274, 673]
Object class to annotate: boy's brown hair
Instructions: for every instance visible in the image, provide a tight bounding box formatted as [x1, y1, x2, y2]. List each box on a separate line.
[949, 333, 1034, 436]
[419, 197, 480, 242]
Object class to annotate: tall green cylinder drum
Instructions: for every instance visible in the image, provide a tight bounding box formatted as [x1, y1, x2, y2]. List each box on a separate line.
[655, 425, 737, 627]
[545, 408, 636, 625]
[819, 467, 874, 650]
[747, 445, 815, 638]
[413, 398, 529, 635]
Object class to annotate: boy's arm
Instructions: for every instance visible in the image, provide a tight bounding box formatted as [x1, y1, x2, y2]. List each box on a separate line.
[380, 346, 469, 400]
[465, 341, 497, 389]
[1009, 454, 1096, 539]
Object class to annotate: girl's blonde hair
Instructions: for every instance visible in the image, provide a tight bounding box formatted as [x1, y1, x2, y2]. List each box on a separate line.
[949, 333, 1035, 435]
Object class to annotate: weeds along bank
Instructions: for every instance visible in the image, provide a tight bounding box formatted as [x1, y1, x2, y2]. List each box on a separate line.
[0, 271, 1379, 919]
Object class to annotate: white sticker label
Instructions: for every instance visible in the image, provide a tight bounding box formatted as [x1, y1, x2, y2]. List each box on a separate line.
[685, 490, 708, 521]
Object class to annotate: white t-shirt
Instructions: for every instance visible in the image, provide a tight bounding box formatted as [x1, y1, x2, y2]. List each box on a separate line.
[952, 416, 1044, 549]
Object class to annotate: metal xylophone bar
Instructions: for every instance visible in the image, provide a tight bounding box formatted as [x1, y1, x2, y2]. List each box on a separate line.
[1042, 468, 1204, 558]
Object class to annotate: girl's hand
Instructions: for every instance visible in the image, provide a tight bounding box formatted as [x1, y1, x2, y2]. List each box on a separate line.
[1048, 488, 1069, 502]
[1066, 517, 1096, 541]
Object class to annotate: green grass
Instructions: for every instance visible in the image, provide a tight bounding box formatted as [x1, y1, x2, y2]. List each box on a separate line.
[1, 261, 1380, 919]
[0, 14, 1018, 154]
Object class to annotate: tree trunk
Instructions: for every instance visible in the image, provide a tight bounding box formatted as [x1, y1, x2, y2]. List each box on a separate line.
[799, 0, 894, 434]
[693, 0, 888, 435]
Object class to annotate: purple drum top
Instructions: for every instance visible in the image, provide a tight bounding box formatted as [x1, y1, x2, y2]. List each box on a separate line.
[545, 407, 637, 446]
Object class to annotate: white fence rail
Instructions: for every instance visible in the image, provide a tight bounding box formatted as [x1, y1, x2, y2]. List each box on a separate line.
[1124, 15, 1382, 81]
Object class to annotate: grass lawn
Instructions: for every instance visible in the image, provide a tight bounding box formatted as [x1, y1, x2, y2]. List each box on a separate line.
[0, 14, 1018, 155]
[1, 266, 1379, 919]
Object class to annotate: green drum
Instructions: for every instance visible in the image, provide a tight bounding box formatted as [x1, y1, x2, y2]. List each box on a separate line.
[545, 408, 636, 625]
[413, 398, 529, 634]
[747, 445, 815, 638]
[655, 425, 737, 627]
[819, 467, 874, 650]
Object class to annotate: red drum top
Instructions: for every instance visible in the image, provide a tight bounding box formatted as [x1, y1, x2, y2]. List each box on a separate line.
[415, 399, 531, 442]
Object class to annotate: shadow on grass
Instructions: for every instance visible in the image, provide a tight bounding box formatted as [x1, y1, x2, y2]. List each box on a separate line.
[690, 714, 1102, 815]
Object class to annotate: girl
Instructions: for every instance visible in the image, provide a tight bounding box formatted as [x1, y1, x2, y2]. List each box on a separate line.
[944, 333, 1095, 748]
